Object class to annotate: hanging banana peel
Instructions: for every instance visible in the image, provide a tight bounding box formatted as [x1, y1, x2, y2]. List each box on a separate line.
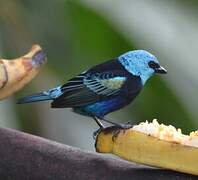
[0, 45, 47, 100]
[95, 120, 198, 176]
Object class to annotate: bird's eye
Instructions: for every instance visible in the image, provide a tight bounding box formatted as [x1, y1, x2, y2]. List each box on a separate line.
[148, 61, 160, 69]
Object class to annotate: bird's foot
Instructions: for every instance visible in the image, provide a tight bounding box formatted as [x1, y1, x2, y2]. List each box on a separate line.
[102, 118, 133, 128]
[98, 118, 134, 141]
[111, 121, 133, 142]
[92, 117, 134, 140]
[101, 118, 134, 128]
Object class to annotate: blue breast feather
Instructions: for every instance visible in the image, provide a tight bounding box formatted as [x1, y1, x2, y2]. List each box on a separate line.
[74, 96, 125, 118]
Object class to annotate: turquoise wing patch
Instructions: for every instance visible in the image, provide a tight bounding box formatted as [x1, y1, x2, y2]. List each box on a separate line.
[84, 74, 126, 96]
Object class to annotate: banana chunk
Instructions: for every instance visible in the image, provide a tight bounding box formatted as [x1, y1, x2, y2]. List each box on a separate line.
[0, 45, 47, 100]
[95, 120, 198, 176]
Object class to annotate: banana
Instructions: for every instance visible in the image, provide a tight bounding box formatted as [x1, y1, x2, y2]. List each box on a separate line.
[95, 120, 198, 176]
[0, 45, 47, 100]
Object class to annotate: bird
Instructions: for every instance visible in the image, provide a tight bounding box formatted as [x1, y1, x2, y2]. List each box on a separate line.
[17, 50, 167, 131]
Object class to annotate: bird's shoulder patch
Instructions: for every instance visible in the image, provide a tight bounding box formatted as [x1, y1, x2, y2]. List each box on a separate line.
[100, 77, 126, 90]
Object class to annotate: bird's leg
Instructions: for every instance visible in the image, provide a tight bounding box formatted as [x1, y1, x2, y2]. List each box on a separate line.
[100, 117, 121, 126]
[93, 116, 105, 139]
[93, 116, 105, 128]
[100, 118, 133, 142]
[101, 117, 133, 129]
[92, 117, 133, 139]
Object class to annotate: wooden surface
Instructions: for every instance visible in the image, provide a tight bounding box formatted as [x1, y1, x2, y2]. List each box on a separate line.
[0, 127, 197, 180]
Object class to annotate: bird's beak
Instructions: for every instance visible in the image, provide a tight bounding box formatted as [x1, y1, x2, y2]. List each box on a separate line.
[154, 66, 167, 74]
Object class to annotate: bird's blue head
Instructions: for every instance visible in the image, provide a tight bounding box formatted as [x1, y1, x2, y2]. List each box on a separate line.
[118, 50, 167, 84]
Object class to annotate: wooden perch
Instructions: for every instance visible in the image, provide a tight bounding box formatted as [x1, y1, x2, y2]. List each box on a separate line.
[0, 127, 196, 180]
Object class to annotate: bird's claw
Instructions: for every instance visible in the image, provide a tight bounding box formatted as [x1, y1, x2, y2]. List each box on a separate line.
[111, 122, 133, 141]
[93, 121, 133, 140]
[119, 123, 133, 129]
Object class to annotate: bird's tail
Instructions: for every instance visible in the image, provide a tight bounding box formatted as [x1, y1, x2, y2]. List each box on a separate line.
[17, 92, 52, 104]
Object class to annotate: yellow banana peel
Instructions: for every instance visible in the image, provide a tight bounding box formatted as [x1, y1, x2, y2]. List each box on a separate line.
[95, 120, 198, 176]
[0, 45, 47, 100]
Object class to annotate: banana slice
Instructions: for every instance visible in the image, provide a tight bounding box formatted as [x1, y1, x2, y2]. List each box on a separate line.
[0, 45, 47, 100]
[95, 120, 198, 176]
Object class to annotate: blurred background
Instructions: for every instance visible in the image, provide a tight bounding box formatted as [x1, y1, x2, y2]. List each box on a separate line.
[0, 0, 198, 151]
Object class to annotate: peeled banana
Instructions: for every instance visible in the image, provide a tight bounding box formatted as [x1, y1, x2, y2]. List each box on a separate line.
[0, 45, 47, 100]
[95, 120, 198, 176]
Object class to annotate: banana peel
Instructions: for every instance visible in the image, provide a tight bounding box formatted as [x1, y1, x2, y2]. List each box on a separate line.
[95, 120, 198, 176]
[0, 45, 47, 100]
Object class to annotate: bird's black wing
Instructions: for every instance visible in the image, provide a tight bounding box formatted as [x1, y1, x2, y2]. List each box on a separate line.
[51, 59, 142, 108]
[51, 71, 128, 108]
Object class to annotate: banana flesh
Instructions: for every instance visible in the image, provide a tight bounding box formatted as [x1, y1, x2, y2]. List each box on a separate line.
[95, 120, 198, 176]
[0, 45, 47, 100]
